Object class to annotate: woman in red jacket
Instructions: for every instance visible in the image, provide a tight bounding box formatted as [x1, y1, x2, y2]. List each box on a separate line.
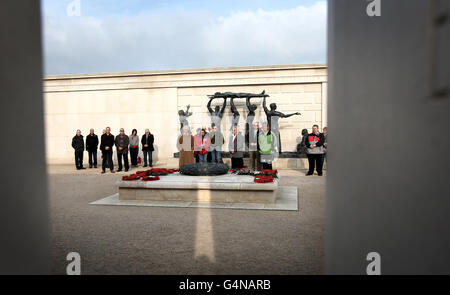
[194, 128, 211, 163]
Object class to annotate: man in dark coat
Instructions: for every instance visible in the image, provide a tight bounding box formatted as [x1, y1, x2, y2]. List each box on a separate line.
[71, 129, 85, 170]
[86, 128, 99, 168]
[100, 127, 115, 174]
[115, 128, 130, 172]
[228, 126, 245, 169]
[141, 129, 154, 167]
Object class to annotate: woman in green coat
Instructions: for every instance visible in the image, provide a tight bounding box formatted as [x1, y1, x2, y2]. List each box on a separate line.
[258, 123, 278, 170]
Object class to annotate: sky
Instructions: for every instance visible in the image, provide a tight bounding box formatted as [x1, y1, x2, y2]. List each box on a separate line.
[41, 0, 327, 75]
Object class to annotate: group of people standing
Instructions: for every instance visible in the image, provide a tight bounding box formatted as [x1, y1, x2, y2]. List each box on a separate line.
[176, 120, 280, 171]
[71, 127, 155, 173]
[177, 122, 327, 175]
[72, 124, 328, 175]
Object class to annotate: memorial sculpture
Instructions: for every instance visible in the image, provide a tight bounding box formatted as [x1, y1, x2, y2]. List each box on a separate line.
[245, 97, 260, 170]
[207, 97, 227, 130]
[245, 96, 258, 139]
[262, 96, 301, 153]
[207, 90, 269, 131]
[246, 97, 258, 122]
[297, 128, 309, 154]
[178, 104, 193, 133]
[229, 97, 240, 130]
[175, 90, 301, 175]
[208, 90, 269, 99]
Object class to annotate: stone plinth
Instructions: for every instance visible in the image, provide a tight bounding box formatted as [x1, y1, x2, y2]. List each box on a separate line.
[118, 173, 279, 204]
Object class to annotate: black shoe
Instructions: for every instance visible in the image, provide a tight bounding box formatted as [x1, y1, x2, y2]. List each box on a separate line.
[80, 167, 86, 170]
[89, 165, 93, 169]
[306, 172, 313, 176]
[318, 173, 323, 176]
[94, 165, 97, 168]
[117, 169, 122, 172]
[125, 169, 129, 172]
[143, 165, 147, 168]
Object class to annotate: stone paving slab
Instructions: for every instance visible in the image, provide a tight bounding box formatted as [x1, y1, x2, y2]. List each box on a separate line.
[90, 186, 298, 211]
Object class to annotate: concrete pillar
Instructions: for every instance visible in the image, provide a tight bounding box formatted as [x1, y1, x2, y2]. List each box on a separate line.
[326, 0, 450, 274]
[0, 0, 49, 274]
[321, 82, 328, 128]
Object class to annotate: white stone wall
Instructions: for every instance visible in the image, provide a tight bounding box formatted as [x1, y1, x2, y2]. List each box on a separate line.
[43, 64, 327, 164]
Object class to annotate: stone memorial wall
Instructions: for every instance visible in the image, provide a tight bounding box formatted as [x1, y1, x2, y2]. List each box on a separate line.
[44, 63, 327, 166]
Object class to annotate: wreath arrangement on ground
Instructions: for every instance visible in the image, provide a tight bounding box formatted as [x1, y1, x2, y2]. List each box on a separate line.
[179, 163, 229, 176]
[121, 166, 278, 183]
[122, 168, 179, 181]
[228, 168, 278, 183]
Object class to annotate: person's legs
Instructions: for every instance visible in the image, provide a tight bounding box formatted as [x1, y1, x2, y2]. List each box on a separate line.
[129, 148, 134, 166]
[234, 158, 239, 169]
[249, 151, 256, 170]
[74, 151, 80, 169]
[88, 151, 93, 168]
[129, 148, 135, 166]
[237, 157, 244, 169]
[117, 153, 123, 171]
[256, 151, 262, 171]
[133, 148, 138, 166]
[108, 151, 114, 171]
[215, 148, 222, 163]
[316, 154, 324, 175]
[93, 150, 97, 167]
[143, 151, 148, 167]
[102, 151, 107, 172]
[124, 153, 129, 171]
[216, 149, 222, 163]
[211, 150, 216, 163]
[307, 154, 315, 175]
[262, 162, 272, 170]
[79, 151, 84, 168]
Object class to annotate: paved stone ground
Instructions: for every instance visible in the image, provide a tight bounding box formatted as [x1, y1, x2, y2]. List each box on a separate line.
[48, 164, 325, 274]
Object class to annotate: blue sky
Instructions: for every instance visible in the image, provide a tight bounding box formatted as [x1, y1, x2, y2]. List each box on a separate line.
[41, 0, 327, 75]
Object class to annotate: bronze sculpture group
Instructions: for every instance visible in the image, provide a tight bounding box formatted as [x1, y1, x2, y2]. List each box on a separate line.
[177, 90, 301, 158]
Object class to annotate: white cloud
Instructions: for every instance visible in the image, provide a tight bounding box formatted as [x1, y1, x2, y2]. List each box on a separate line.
[42, 1, 327, 75]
